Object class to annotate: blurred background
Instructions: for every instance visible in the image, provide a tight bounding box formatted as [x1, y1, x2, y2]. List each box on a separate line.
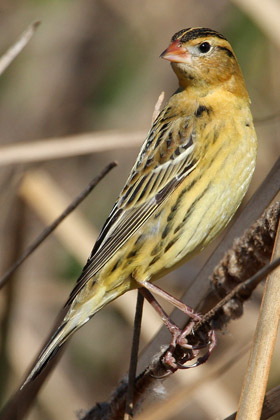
[0, 0, 279, 419]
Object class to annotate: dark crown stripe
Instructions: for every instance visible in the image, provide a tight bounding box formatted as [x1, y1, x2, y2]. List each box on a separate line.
[216, 46, 234, 57]
[171, 27, 226, 43]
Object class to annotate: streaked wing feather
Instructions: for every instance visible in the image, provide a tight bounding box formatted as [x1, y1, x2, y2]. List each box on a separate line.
[66, 110, 197, 305]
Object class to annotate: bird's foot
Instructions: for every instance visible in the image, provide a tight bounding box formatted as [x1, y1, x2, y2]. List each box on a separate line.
[162, 328, 217, 373]
[138, 286, 216, 377]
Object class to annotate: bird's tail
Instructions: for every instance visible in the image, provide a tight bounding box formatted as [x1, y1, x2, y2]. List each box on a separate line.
[20, 317, 81, 389]
[20, 276, 131, 389]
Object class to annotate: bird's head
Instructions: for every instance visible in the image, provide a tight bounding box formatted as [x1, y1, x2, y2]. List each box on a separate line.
[161, 27, 247, 97]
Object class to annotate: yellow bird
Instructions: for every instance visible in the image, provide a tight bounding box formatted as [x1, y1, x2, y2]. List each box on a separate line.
[23, 27, 257, 384]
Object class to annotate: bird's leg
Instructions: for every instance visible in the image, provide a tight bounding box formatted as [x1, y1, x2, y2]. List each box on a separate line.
[140, 287, 188, 344]
[141, 280, 202, 321]
[138, 282, 216, 372]
[140, 287, 205, 371]
[139, 288, 197, 373]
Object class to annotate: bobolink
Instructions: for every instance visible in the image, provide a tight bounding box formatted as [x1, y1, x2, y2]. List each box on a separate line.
[23, 27, 257, 384]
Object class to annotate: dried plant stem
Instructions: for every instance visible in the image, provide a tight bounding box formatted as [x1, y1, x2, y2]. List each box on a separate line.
[0, 131, 144, 166]
[0, 22, 40, 76]
[236, 219, 280, 419]
[197, 256, 280, 333]
[211, 202, 280, 291]
[225, 385, 280, 420]
[124, 292, 144, 419]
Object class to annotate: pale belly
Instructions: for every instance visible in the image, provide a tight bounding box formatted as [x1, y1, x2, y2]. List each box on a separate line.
[93, 134, 256, 292]
[133, 140, 256, 281]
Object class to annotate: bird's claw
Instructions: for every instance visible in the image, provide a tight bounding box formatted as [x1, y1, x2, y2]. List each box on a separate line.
[161, 328, 216, 373]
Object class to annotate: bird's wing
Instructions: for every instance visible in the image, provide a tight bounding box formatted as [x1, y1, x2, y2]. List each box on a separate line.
[67, 108, 198, 305]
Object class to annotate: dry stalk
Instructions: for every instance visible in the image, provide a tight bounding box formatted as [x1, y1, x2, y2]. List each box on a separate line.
[225, 385, 280, 420]
[236, 215, 280, 418]
[0, 131, 144, 166]
[209, 201, 280, 326]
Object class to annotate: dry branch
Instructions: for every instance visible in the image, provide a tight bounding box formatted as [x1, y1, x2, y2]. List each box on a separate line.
[211, 203, 280, 291]
[209, 201, 280, 325]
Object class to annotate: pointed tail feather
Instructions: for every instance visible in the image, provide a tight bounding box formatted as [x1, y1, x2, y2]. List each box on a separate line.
[20, 280, 127, 389]
[20, 318, 80, 389]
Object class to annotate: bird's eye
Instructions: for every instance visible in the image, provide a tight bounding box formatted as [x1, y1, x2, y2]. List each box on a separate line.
[198, 42, 211, 53]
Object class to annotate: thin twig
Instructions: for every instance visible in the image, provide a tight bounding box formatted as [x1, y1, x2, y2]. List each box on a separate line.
[124, 292, 144, 419]
[195, 256, 280, 332]
[0, 161, 117, 289]
[236, 219, 280, 419]
[210, 202, 280, 299]
[0, 22, 40, 76]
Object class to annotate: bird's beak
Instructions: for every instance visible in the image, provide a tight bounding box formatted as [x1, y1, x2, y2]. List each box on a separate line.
[160, 40, 190, 63]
